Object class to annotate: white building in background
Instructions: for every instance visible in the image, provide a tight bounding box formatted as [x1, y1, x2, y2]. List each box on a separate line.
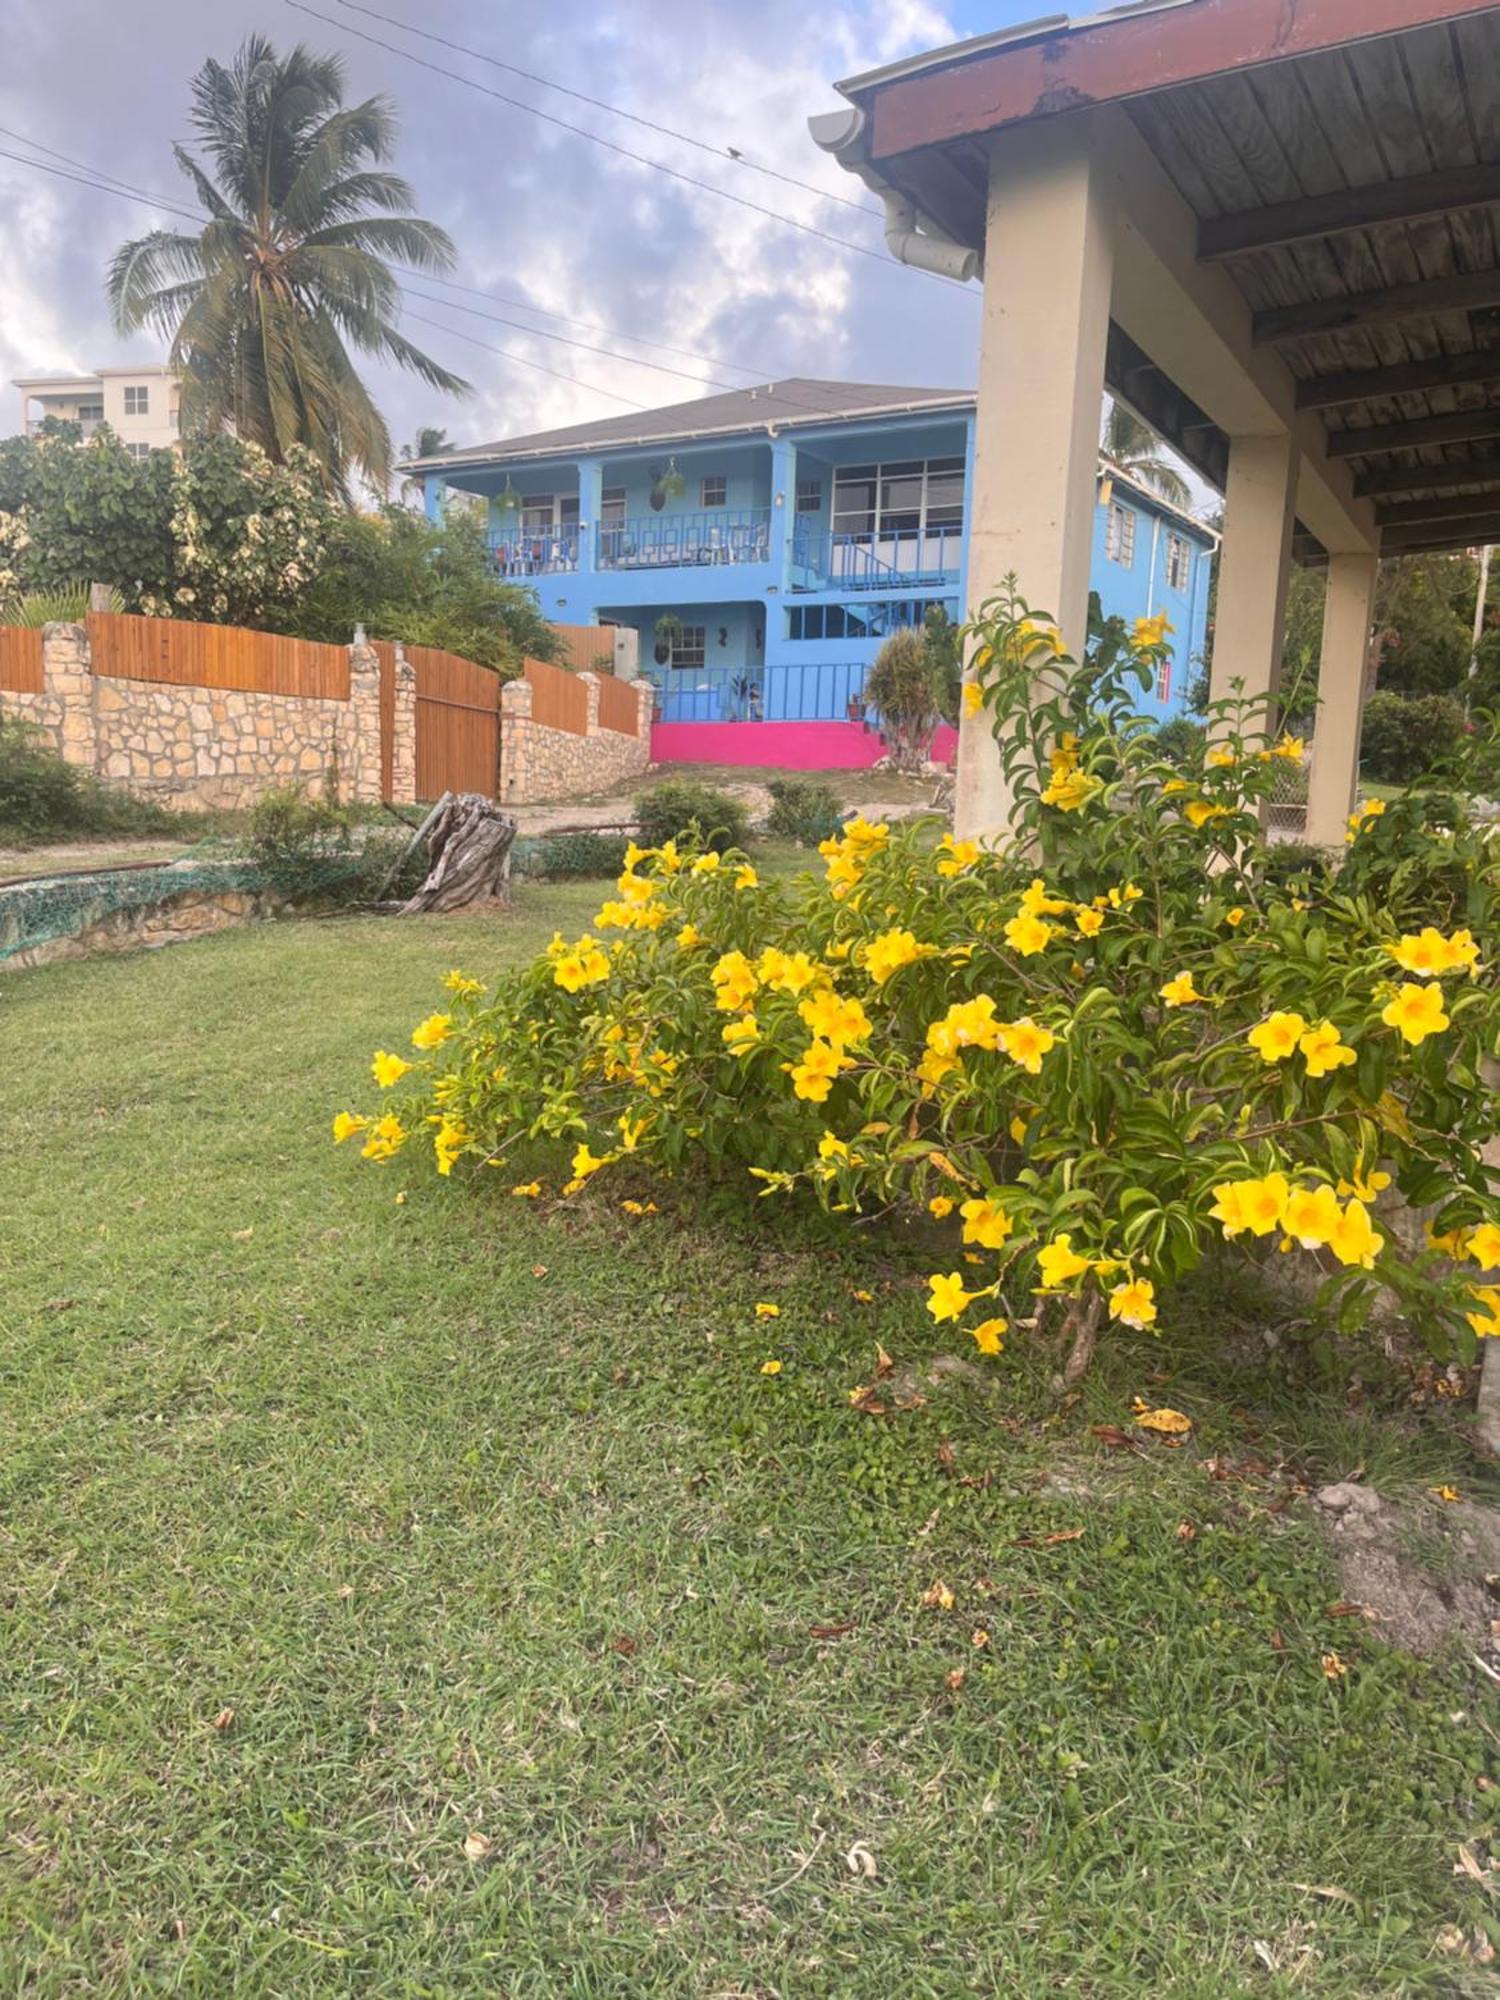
[12, 364, 180, 457]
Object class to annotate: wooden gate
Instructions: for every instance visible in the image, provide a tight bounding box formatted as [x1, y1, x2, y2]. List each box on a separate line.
[374, 642, 501, 801]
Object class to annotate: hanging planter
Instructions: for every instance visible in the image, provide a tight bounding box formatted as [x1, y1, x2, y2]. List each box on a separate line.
[496, 477, 521, 516]
[648, 459, 687, 511]
[653, 612, 684, 667]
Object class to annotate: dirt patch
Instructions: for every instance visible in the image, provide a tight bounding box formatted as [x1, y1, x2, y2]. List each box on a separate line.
[1315, 1483, 1500, 1656]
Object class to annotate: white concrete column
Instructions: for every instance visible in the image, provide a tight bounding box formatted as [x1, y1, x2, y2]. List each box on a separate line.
[1304, 552, 1378, 847]
[957, 111, 1116, 841]
[1208, 433, 1299, 733]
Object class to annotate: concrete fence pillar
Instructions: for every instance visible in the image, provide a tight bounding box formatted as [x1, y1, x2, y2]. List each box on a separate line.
[577, 672, 601, 736]
[1305, 552, 1379, 848]
[500, 674, 533, 806]
[613, 625, 640, 680]
[634, 677, 654, 740]
[391, 644, 418, 806]
[45, 620, 98, 772]
[346, 638, 384, 804]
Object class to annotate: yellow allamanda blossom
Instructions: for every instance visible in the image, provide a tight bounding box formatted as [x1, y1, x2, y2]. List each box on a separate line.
[789, 1038, 854, 1103]
[1004, 911, 1055, 956]
[1247, 1011, 1308, 1063]
[677, 923, 702, 950]
[758, 947, 821, 996]
[1206, 745, 1236, 770]
[1036, 1233, 1091, 1289]
[936, 834, 981, 877]
[711, 950, 759, 1013]
[997, 1016, 1055, 1074]
[818, 1131, 862, 1166]
[1209, 1174, 1290, 1239]
[1040, 767, 1104, 812]
[360, 1113, 407, 1163]
[442, 970, 485, 998]
[1184, 799, 1232, 829]
[332, 1111, 367, 1144]
[960, 1196, 1014, 1250]
[926, 1271, 977, 1322]
[371, 1050, 412, 1088]
[926, 994, 1002, 1059]
[1075, 907, 1104, 938]
[969, 1317, 1007, 1355]
[962, 681, 984, 718]
[1387, 926, 1481, 978]
[1225, 907, 1246, 927]
[571, 1142, 610, 1180]
[411, 1012, 454, 1050]
[433, 1118, 468, 1177]
[1298, 1019, 1356, 1078]
[552, 940, 610, 993]
[510, 1181, 541, 1199]
[734, 863, 759, 891]
[691, 851, 721, 876]
[1108, 1277, 1157, 1328]
[1020, 877, 1071, 918]
[1337, 1167, 1390, 1202]
[722, 1014, 760, 1052]
[1466, 1285, 1500, 1338]
[863, 927, 924, 985]
[1380, 982, 1450, 1046]
[1468, 1222, 1500, 1269]
[1345, 797, 1386, 842]
[1159, 972, 1204, 1008]
[799, 987, 871, 1047]
[1132, 613, 1173, 650]
[1282, 1184, 1342, 1248]
[929, 1194, 956, 1219]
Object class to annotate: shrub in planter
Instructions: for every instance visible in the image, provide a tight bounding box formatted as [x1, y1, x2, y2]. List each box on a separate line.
[633, 780, 748, 854]
[340, 584, 1500, 1376]
[765, 776, 844, 847]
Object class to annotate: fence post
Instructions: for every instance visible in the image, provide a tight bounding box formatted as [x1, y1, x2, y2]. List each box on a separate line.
[613, 625, 640, 680]
[390, 645, 417, 805]
[500, 675, 533, 806]
[634, 677, 654, 742]
[346, 634, 384, 804]
[576, 672, 601, 740]
[45, 620, 99, 774]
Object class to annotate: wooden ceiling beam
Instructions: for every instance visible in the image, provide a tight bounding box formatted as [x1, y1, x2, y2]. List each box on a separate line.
[1253, 270, 1500, 346]
[1381, 510, 1500, 552]
[1353, 450, 1500, 498]
[1295, 348, 1500, 411]
[1200, 161, 1500, 263]
[1326, 406, 1500, 459]
[1375, 491, 1500, 527]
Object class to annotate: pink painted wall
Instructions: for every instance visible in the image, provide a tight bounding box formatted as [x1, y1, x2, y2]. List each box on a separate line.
[650, 721, 957, 771]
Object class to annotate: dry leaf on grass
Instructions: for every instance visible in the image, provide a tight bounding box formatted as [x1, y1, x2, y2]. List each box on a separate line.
[809, 1621, 857, 1640]
[211, 1707, 235, 1732]
[845, 1841, 878, 1879]
[462, 1830, 493, 1862]
[1132, 1402, 1193, 1436]
[1176, 1520, 1197, 1544]
[921, 1580, 956, 1612]
[945, 1667, 966, 1692]
[1089, 1424, 1142, 1452]
[847, 1384, 887, 1416]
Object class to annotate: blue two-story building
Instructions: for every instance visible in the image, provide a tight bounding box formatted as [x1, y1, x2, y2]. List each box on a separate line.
[417, 379, 1215, 768]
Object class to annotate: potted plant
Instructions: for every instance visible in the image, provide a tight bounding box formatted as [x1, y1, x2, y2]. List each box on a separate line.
[495, 477, 521, 518]
[846, 692, 868, 725]
[648, 459, 687, 512]
[653, 612, 684, 667]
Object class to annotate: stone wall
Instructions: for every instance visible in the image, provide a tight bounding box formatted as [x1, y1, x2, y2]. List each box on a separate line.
[0, 625, 411, 812]
[500, 672, 654, 806]
[6, 884, 280, 971]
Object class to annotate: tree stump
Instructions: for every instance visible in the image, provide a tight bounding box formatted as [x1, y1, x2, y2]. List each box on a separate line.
[400, 791, 518, 914]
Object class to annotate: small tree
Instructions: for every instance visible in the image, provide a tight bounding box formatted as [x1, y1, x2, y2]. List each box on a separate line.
[866, 629, 942, 769]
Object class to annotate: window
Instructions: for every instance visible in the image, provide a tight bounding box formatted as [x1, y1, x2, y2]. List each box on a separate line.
[520, 495, 554, 534]
[125, 442, 152, 461]
[701, 475, 727, 508]
[1166, 533, 1191, 592]
[831, 456, 965, 541]
[1155, 657, 1173, 704]
[795, 477, 822, 514]
[788, 598, 944, 642]
[1106, 503, 1137, 565]
[672, 624, 706, 669]
[601, 485, 626, 528]
[122, 385, 149, 416]
[77, 401, 104, 422]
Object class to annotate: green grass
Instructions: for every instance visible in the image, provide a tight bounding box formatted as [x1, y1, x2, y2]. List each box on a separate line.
[2, 894, 1497, 1996]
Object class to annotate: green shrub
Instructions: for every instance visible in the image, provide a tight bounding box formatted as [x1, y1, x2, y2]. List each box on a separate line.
[1152, 716, 1205, 765]
[1359, 691, 1466, 783]
[526, 830, 631, 880]
[633, 780, 749, 854]
[865, 629, 943, 769]
[0, 715, 179, 844]
[245, 784, 405, 905]
[765, 776, 843, 847]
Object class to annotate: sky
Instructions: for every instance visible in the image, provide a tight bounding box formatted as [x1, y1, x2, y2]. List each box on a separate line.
[0, 0, 1059, 467]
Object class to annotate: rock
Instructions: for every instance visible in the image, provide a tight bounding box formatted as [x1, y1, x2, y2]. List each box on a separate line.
[1316, 1481, 1382, 1516]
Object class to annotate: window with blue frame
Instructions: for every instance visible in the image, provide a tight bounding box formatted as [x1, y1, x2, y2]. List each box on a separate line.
[787, 597, 947, 641]
[795, 477, 823, 513]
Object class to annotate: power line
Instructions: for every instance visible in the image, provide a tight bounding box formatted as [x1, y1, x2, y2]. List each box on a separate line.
[334, 0, 884, 219]
[285, 0, 937, 276]
[400, 285, 736, 392]
[0, 143, 200, 224]
[399, 306, 651, 410]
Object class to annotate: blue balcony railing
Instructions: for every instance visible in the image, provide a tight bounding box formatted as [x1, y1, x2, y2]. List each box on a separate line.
[489, 528, 579, 576]
[598, 508, 772, 571]
[650, 661, 874, 725]
[792, 523, 963, 590]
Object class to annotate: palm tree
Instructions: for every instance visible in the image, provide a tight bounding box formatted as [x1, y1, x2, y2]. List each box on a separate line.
[397, 425, 453, 504]
[107, 38, 469, 499]
[1102, 400, 1191, 511]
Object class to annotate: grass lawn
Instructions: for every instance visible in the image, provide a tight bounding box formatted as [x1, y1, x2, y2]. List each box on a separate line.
[3, 892, 1498, 1996]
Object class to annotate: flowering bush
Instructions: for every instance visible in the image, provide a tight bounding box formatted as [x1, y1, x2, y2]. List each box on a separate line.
[337, 584, 1500, 1375]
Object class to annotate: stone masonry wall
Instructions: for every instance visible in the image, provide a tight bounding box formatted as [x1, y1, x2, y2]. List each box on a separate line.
[0, 625, 412, 812]
[500, 672, 653, 806]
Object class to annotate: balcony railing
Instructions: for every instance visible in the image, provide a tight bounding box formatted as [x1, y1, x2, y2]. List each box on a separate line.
[598, 508, 772, 571]
[792, 524, 963, 590]
[650, 660, 873, 725]
[489, 528, 580, 576]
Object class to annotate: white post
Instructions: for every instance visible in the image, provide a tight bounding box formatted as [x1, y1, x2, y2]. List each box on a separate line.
[1469, 544, 1492, 703]
[1305, 552, 1378, 848]
[957, 111, 1116, 842]
[1208, 433, 1299, 735]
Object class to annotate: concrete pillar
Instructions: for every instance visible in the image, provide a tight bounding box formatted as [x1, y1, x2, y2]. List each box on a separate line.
[1209, 433, 1299, 733]
[390, 645, 417, 806]
[957, 111, 1116, 841]
[1305, 552, 1378, 847]
[771, 436, 798, 577]
[499, 675, 532, 806]
[612, 625, 640, 680]
[424, 475, 447, 524]
[346, 638, 384, 804]
[576, 457, 603, 574]
[576, 671, 602, 736]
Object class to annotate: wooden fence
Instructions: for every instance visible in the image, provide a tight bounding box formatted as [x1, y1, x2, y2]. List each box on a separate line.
[595, 670, 640, 737]
[0, 626, 44, 694]
[524, 655, 589, 736]
[405, 643, 503, 799]
[86, 612, 349, 699]
[550, 623, 620, 676]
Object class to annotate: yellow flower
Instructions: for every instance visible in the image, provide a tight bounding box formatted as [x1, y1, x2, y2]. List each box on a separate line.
[1465, 1285, 1500, 1337]
[711, 950, 759, 1013]
[997, 1016, 1056, 1075]
[442, 970, 485, 998]
[790, 1039, 853, 1103]
[1431, 1484, 1460, 1503]
[1009, 1114, 1030, 1146]
[962, 680, 984, 718]
[722, 1013, 760, 1052]
[818, 1130, 863, 1166]
[1337, 1167, 1391, 1202]
[571, 1143, 609, 1179]
[1225, 907, 1245, 928]
[757, 947, 820, 995]
[615, 868, 659, 906]
[1040, 767, 1103, 813]
[1020, 877, 1070, 918]
[799, 987, 871, 1048]
[760, 1359, 782, 1375]
[1210, 1174, 1288, 1239]
[927, 995, 1002, 1057]
[1282, 1184, 1341, 1249]
[1380, 982, 1449, 1046]
[926, 1271, 976, 1323]
[1206, 745, 1236, 770]
[1159, 972, 1204, 1008]
[1004, 911, 1054, 957]
[1074, 907, 1104, 938]
[552, 942, 609, 993]
[1327, 1198, 1382, 1270]
[691, 851, 722, 875]
[864, 927, 924, 985]
[411, 1012, 453, 1050]
[657, 839, 682, 874]
[936, 834, 982, 877]
[1468, 1223, 1500, 1269]
[734, 863, 759, 891]
[1273, 733, 1305, 763]
[1036, 1234, 1091, 1289]
[1345, 797, 1386, 841]
[1132, 612, 1172, 650]
[433, 1118, 468, 1177]
[929, 1194, 955, 1219]
[1299, 1020, 1356, 1079]
[1184, 799, 1231, 828]
[1428, 1222, 1471, 1257]
[969, 1316, 1007, 1356]
[360, 1113, 407, 1163]
[960, 1196, 1014, 1250]
[1387, 927, 1482, 978]
[510, 1180, 541, 1198]
[1247, 1011, 1308, 1063]
[755, 1302, 780, 1318]
[332, 1111, 367, 1145]
[1108, 1277, 1157, 1329]
[621, 1198, 657, 1216]
[676, 922, 701, 950]
[840, 814, 889, 854]
[371, 1049, 412, 1089]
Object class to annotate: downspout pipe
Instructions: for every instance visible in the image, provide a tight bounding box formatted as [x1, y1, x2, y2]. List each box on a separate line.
[808, 107, 981, 285]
